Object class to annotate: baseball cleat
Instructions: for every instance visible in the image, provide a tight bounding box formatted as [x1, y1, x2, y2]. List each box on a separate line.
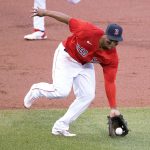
[24, 91, 35, 109]
[52, 129, 76, 137]
[24, 30, 47, 40]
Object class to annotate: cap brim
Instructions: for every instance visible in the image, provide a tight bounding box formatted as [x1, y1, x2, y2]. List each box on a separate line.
[107, 35, 123, 42]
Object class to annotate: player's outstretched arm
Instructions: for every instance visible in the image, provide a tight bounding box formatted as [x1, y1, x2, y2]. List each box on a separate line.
[32, 8, 71, 24]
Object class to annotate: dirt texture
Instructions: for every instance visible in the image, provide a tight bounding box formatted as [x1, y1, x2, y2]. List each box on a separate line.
[0, 0, 150, 109]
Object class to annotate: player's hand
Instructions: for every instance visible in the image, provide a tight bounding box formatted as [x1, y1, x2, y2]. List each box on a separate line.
[31, 8, 46, 17]
[109, 108, 121, 117]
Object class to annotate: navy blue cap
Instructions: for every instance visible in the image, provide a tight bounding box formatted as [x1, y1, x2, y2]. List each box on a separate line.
[105, 24, 123, 42]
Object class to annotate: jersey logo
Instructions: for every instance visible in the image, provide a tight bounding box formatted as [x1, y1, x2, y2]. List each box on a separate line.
[76, 43, 88, 57]
[86, 41, 92, 45]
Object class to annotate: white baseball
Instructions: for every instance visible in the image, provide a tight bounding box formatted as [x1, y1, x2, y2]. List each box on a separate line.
[115, 127, 123, 135]
[67, 0, 81, 4]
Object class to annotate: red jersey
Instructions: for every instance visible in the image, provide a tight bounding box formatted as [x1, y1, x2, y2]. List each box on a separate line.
[63, 18, 119, 108]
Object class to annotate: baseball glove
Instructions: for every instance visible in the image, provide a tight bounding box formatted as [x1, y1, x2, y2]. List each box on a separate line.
[107, 114, 129, 137]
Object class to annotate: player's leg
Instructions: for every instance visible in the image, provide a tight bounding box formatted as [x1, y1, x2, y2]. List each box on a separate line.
[24, 0, 47, 40]
[33, 0, 46, 32]
[52, 63, 95, 136]
[24, 81, 71, 108]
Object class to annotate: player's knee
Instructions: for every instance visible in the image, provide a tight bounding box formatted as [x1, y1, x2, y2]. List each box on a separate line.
[81, 91, 95, 103]
[55, 87, 70, 98]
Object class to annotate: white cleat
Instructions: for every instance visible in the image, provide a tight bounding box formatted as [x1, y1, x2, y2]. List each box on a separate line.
[24, 31, 47, 40]
[24, 91, 35, 109]
[52, 129, 76, 137]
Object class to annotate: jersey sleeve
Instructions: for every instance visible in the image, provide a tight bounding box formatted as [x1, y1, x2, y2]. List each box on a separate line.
[102, 63, 118, 108]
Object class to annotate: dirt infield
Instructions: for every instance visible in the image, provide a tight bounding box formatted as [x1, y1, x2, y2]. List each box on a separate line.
[0, 0, 150, 109]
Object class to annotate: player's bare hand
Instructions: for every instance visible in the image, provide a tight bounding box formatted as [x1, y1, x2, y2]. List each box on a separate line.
[31, 8, 46, 17]
[109, 108, 121, 117]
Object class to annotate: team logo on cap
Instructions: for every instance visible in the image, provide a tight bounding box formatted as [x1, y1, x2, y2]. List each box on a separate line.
[114, 29, 119, 35]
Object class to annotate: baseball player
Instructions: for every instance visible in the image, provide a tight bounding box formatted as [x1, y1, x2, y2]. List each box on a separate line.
[24, 8, 122, 137]
[24, 0, 81, 40]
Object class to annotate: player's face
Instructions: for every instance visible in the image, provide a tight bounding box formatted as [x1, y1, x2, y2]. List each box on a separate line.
[100, 35, 119, 50]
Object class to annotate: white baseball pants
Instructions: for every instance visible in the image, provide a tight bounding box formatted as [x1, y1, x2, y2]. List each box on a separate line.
[34, 0, 46, 31]
[25, 43, 96, 131]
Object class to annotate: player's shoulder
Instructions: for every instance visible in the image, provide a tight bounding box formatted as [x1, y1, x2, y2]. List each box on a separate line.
[69, 18, 86, 24]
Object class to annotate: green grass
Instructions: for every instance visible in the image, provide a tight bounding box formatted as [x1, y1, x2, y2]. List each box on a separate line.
[0, 108, 150, 150]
